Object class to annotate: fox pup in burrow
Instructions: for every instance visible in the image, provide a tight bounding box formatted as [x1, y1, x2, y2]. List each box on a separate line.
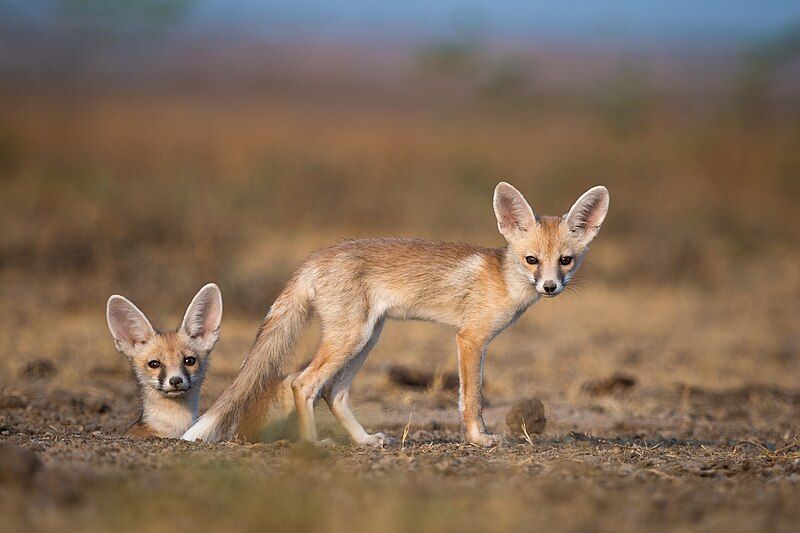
[183, 183, 609, 446]
[106, 283, 223, 438]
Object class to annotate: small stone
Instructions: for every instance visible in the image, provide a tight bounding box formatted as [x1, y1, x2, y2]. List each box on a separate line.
[506, 398, 547, 436]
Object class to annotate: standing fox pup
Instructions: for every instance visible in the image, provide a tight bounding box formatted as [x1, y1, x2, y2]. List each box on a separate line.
[106, 283, 223, 438]
[184, 183, 609, 446]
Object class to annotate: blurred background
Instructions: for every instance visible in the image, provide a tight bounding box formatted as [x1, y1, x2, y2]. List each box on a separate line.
[1, 0, 799, 313]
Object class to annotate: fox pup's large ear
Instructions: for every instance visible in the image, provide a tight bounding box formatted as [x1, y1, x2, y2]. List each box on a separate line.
[180, 283, 223, 352]
[566, 186, 609, 244]
[107, 295, 156, 358]
[493, 182, 538, 239]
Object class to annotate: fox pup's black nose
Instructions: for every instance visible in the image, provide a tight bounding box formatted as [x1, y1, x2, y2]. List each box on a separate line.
[169, 376, 184, 388]
[543, 280, 557, 294]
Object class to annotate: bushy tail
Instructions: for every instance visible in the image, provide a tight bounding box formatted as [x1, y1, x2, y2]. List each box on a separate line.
[182, 275, 312, 442]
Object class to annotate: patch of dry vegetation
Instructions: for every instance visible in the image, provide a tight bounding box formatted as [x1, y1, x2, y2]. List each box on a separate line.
[1, 63, 798, 315]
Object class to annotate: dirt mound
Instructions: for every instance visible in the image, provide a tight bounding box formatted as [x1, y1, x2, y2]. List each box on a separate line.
[582, 373, 636, 397]
[19, 359, 57, 380]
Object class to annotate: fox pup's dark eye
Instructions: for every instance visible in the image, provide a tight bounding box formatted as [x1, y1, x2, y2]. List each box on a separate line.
[147, 360, 161, 369]
[525, 256, 538, 265]
[183, 356, 197, 366]
[560, 256, 573, 266]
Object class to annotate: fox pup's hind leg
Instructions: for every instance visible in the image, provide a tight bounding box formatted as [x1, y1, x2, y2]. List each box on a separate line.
[291, 318, 379, 444]
[457, 328, 504, 446]
[321, 319, 393, 446]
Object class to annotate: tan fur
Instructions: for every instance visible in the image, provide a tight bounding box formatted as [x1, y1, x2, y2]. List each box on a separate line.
[183, 184, 609, 446]
[107, 284, 222, 439]
[125, 417, 160, 438]
[122, 332, 204, 438]
[236, 375, 296, 442]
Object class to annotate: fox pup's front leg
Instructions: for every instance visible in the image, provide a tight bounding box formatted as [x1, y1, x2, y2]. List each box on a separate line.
[456, 330, 504, 446]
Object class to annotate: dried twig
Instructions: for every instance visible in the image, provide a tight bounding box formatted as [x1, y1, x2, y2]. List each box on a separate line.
[401, 412, 412, 452]
[521, 419, 534, 446]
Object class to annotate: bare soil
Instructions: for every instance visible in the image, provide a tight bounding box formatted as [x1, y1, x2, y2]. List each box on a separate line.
[1, 285, 798, 532]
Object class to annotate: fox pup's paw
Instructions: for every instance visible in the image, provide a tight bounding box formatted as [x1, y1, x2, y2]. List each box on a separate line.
[357, 432, 395, 447]
[314, 437, 338, 448]
[466, 432, 506, 447]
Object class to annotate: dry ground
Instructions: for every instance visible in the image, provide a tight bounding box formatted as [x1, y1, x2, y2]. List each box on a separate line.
[1, 278, 798, 532]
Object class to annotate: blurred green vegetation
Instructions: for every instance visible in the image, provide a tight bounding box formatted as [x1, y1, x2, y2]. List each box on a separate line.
[59, 0, 193, 31]
[734, 20, 800, 125]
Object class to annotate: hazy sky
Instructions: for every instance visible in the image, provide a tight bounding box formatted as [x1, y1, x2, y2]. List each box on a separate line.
[187, 1, 800, 47]
[3, 1, 800, 51]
